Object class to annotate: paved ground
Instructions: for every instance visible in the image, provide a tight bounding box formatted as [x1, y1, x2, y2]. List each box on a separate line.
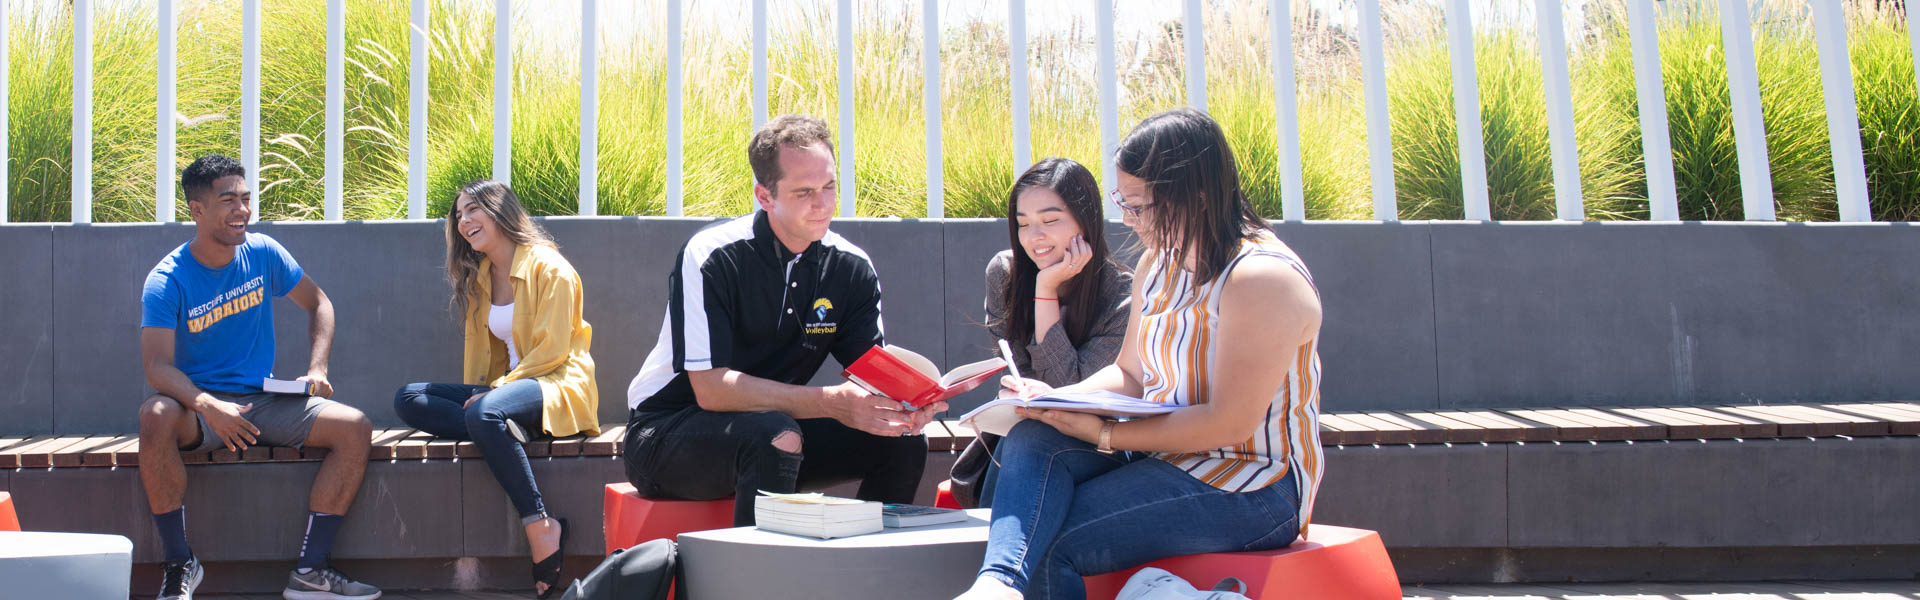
[180, 580, 1920, 599]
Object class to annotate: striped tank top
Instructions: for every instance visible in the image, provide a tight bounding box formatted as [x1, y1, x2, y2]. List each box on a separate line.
[1140, 229, 1322, 533]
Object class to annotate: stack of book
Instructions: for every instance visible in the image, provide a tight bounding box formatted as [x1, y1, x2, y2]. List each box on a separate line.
[753, 492, 883, 539]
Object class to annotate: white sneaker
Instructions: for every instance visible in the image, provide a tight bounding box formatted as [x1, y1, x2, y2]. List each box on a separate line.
[283, 567, 382, 600]
[1115, 567, 1250, 600]
[156, 556, 204, 600]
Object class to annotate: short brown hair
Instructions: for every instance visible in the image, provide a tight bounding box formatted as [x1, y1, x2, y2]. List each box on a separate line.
[748, 114, 835, 192]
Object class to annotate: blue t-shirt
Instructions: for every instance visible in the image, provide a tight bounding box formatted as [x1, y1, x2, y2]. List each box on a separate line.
[141, 233, 306, 394]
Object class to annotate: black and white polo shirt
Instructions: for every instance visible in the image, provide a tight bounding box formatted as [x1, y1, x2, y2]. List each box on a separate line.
[627, 211, 885, 413]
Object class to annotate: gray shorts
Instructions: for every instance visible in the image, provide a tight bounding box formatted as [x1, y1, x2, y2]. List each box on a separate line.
[185, 391, 337, 453]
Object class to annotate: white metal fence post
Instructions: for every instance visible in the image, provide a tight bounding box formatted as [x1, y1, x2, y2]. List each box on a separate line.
[580, 0, 598, 216]
[1719, 0, 1776, 221]
[1009, 0, 1031, 176]
[494, 0, 512, 186]
[837, 0, 857, 216]
[1628, 0, 1679, 221]
[158, 0, 177, 222]
[325, 0, 344, 220]
[925, 0, 943, 218]
[1271, 0, 1305, 222]
[409, 0, 427, 219]
[667, 0, 683, 216]
[244, 0, 261, 222]
[1446, 0, 1490, 220]
[1359, 0, 1397, 221]
[1184, 0, 1206, 111]
[1096, 0, 1118, 218]
[1811, 0, 1871, 222]
[1537, 0, 1584, 220]
[73, 0, 93, 223]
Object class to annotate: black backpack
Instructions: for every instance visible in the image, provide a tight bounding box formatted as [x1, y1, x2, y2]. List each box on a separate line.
[559, 539, 683, 600]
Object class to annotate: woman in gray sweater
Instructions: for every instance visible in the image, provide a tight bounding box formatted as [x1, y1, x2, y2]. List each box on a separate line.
[958, 158, 1131, 507]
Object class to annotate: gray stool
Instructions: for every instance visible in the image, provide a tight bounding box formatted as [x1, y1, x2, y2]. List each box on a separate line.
[0, 531, 133, 600]
[679, 508, 990, 600]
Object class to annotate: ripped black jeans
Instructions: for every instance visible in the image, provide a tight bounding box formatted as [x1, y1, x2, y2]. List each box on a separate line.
[623, 405, 929, 526]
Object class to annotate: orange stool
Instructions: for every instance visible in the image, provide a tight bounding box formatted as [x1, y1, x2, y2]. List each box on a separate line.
[602, 483, 736, 554]
[1082, 525, 1400, 600]
[935, 480, 963, 510]
[0, 492, 17, 531]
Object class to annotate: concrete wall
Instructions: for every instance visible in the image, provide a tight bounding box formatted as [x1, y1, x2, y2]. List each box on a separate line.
[4, 219, 1917, 435]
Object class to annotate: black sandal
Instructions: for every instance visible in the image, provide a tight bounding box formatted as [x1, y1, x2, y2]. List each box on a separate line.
[532, 516, 571, 599]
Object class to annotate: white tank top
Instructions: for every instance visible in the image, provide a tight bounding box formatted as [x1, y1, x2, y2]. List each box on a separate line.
[489, 302, 520, 369]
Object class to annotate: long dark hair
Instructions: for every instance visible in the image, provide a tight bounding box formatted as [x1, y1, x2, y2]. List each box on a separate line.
[1116, 108, 1265, 285]
[998, 158, 1115, 351]
[445, 179, 553, 320]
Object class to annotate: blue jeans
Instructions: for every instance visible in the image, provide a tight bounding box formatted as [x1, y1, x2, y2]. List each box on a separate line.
[979, 420, 1302, 600]
[394, 380, 550, 524]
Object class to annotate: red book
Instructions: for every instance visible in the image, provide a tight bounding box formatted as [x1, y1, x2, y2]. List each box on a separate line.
[843, 345, 1007, 410]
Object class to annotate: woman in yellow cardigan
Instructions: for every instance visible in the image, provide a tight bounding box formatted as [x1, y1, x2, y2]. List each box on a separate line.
[393, 180, 597, 599]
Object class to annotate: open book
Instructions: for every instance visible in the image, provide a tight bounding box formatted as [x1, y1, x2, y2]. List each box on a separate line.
[843, 345, 1007, 410]
[958, 390, 1179, 436]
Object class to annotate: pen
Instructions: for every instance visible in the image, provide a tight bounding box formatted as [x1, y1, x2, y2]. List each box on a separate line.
[998, 339, 1030, 405]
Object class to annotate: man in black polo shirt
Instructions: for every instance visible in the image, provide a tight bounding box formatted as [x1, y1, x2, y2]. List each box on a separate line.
[623, 114, 945, 526]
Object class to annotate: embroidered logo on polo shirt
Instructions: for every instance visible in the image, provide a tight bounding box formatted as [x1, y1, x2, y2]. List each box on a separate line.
[806, 298, 837, 335]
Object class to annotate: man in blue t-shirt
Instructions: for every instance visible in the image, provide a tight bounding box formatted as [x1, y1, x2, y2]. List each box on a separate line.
[137, 155, 380, 600]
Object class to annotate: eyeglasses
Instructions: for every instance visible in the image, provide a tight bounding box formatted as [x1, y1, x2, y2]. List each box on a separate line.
[1111, 190, 1149, 217]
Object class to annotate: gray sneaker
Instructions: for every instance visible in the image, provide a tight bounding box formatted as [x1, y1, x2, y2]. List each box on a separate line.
[156, 557, 203, 600]
[282, 567, 382, 600]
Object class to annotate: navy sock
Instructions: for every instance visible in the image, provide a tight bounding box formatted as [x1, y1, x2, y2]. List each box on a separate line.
[296, 512, 345, 572]
[153, 507, 193, 562]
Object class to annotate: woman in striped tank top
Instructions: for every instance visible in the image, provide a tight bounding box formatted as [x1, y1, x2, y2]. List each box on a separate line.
[956, 108, 1324, 600]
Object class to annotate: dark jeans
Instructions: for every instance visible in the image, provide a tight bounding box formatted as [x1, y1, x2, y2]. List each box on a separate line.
[394, 380, 550, 524]
[623, 405, 929, 526]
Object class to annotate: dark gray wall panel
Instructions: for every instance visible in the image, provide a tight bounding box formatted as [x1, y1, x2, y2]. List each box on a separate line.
[258, 221, 458, 427]
[816, 219, 950, 390]
[52, 224, 199, 433]
[1314, 443, 1506, 548]
[170, 461, 462, 561]
[941, 219, 1012, 415]
[547, 217, 720, 424]
[11, 467, 155, 560]
[1507, 436, 1920, 547]
[1432, 222, 1920, 408]
[459, 457, 624, 558]
[0, 226, 54, 435]
[1275, 222, 1438, 411]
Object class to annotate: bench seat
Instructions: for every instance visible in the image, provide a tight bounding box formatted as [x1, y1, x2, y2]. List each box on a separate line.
[3, 401, 1917, 470]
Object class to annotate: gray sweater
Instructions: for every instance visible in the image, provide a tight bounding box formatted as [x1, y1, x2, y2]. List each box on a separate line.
[983, 250, 1132, 388]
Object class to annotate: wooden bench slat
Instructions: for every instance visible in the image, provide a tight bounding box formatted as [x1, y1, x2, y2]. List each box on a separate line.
[72, 434, 139, 467]
[1314, 414, 1356, 446]
[1668, 407, 1778, 438]
[547, 434, 586, 458]
[425, 437, 460, 460]
[581, 425, 626, 457]
[1436, 410, 1556, 443]
[1821, 403, 1920, 435]
[1317, 414, 1378, 445]
[103, 436, 146, 466]
[1388, 411, 1488, 444]
[1862, 402, 1920, 420]
[1609, 407, 1726, 439]
[11, 436, 97, 468]
[1336, 413, 1420, 445]
[393, 430, 433, 460]
[0, 435, 52, 469]
[369, 428, 414, 460]
[1500, 409, 1601, 441]
[1572, 408, 1669, 441]
[1715, 405, 1839, 438]
[1776, 404, 1888, 436]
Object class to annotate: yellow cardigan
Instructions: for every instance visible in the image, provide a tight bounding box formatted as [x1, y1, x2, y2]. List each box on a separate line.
[464, 244, 600, 437]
